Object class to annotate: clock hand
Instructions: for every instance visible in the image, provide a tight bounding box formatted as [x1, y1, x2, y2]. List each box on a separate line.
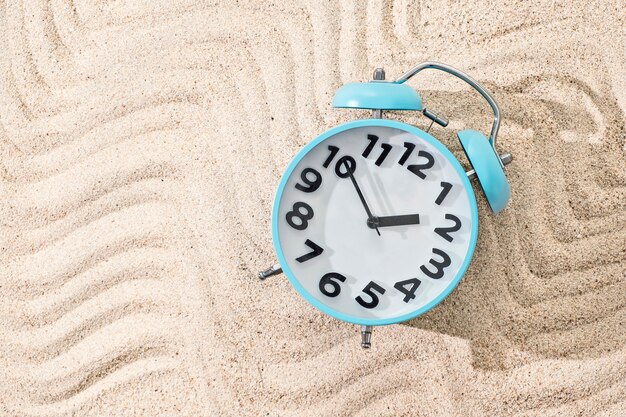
[343, 159, 381, 236]
[368, 214, 420, 228]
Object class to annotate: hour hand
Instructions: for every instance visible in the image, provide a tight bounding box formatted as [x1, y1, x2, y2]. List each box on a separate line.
[368, 214, 420, 228]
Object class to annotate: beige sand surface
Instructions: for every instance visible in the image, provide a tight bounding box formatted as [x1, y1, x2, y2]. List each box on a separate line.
[1, 1, 624, 416]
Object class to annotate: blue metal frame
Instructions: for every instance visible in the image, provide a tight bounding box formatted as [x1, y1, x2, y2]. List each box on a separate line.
[332, 82, 422, 111]
[271, 119, 479, 326]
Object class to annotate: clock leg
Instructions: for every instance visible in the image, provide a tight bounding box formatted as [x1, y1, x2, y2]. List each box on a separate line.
[360, 325, 373, 349]
[258, 263, 282, 280]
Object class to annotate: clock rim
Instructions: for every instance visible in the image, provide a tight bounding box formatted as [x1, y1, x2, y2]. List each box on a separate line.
[271, 119, 479, 326]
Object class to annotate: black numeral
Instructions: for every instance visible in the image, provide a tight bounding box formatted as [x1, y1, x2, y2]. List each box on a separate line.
[435, 181, 453, 205]
[323, 145, 340, 168]
[335, 155, 356, 178]
[393, 278, 421, 303]
[420, 248, 451, 279]
[407, 150, 435, 179]
[285, 202, 314, 230]
[362, 134, 379, 158]
[398, 142, 415, 165]
[319, 272, 346, 297]
[295, 239, 324, 263]
[434, 214, 461, 242]
[355, 281, 386, 309]
[375, 143, 392, 166]
[295, 168, 322, 193]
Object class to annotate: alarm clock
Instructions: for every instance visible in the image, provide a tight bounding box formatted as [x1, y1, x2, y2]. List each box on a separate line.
[259, 62, 511, 348]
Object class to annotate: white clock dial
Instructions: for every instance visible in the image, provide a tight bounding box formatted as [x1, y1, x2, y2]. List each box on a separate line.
[273, 122, 478, 325]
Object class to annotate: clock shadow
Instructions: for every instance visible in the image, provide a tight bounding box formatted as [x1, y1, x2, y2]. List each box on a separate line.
[395, 78, 625, 371]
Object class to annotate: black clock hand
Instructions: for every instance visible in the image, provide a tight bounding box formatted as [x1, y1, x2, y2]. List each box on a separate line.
[344, 159, 381, 236]
[368, 214, 420, 228]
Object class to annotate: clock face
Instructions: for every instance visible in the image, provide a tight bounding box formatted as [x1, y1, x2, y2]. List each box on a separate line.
[272, 120, 478, 325]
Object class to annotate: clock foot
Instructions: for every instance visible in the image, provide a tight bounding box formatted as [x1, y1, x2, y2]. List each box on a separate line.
[258, 263, 282, 280]
[360, 325, 373, 349]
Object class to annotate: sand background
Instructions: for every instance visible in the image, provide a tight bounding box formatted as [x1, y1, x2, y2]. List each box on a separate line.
[0, 1, 624, 416]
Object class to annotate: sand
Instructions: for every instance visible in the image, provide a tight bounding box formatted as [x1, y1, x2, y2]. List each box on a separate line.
[0, 1, 624, 416]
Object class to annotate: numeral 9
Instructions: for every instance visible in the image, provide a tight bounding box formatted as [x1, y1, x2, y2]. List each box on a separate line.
[295, 168, 322, 193]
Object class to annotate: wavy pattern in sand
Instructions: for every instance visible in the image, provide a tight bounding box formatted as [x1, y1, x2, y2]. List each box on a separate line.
[1, 0, 624, 416]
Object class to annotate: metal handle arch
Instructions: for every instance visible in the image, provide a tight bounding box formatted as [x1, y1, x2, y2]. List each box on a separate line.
[395, 61, 501, 150]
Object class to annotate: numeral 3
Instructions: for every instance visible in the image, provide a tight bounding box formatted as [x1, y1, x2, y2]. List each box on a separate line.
[420, 248, 451, 279]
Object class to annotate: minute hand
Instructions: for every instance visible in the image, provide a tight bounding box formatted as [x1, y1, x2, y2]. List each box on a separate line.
[344, 160, 380, 236]
[370, 214, 421, 228]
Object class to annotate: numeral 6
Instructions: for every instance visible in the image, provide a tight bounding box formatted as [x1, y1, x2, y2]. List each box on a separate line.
[319, 272, 346, 297]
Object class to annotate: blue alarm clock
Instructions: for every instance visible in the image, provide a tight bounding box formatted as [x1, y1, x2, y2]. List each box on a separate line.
[259, 62, 511, 348]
